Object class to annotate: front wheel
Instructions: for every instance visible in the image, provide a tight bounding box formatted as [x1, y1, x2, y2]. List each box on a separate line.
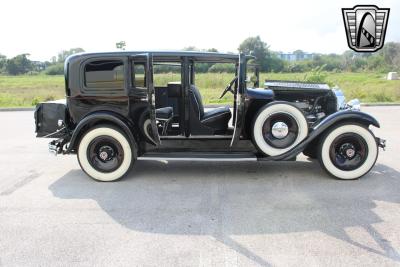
[318, 123, 378, 180]
[77, 125, 136, 182]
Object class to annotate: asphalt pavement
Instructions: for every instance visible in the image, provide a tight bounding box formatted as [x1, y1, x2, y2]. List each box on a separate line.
[0, 107, 400, 266]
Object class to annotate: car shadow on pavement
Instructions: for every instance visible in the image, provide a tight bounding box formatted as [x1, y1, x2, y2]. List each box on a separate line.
[49, 160, 400, 266]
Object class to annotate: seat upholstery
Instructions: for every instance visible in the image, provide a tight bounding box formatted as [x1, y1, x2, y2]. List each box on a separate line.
[202, 106, 231, 121]
[190, 85, 231, 133]
[155, 107, 173, 120]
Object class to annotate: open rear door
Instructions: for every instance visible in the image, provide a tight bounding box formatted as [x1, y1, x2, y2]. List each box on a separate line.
[131, 53, 160, 145]
[146, 53, 160, 145]
[230, 54, 246, 147]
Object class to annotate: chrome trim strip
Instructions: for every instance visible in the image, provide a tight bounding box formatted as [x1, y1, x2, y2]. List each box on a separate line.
[137, 157, 257, 162]
[160, 135, 233, 140]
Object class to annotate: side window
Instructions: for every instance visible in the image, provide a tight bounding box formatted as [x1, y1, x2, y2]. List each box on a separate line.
[153, 63, 181, 87]
[84, 60, 124, 91]
[133, 62, 146, 88]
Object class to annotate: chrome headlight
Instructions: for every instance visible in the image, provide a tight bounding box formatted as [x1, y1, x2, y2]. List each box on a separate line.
[333, 89, 346, 110]
[346, 99, 361, 111]
[333, 88, 361, 111]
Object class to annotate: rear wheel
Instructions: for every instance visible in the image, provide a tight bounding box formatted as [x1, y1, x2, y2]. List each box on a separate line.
[251, 102, 308, 156]
[318, 123, 378, 179]
[77, 125, 135, 182]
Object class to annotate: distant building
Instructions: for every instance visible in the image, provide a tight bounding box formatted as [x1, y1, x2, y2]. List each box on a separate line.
[277, 52, 314, 61]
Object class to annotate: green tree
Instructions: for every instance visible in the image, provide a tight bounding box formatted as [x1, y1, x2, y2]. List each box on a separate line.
[380, 42, 400, 70]
[206, 48, 218, 52]
[238, 36, 269, 71]
[341, 50, 355, 71]
[6, 54, 32, 75]
[57, 48, 85, 63]
[183, 46, 198, 51]
[238, 36, 285, 72]
[116, 41, 126, 50]
[267, 53, 285, 72]
[183, 47, 220, 72]
[293, 49, 305, 60]
[321, 54, 342, 71]
[0, 53, 7, 72]
[44, 63, 64, 75]
[366, 54, 386, 71]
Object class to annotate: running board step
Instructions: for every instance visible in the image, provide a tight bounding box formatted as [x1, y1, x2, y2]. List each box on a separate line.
[138, 152, 257, 161]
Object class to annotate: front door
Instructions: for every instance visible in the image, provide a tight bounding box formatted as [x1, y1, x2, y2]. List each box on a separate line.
[230, 54, 246, 146]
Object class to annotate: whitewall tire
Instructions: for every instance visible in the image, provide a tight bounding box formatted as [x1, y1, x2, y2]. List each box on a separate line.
[252, 103, 308, 156]
[318, 124, 378, 180]
[77, 126, 135, 182]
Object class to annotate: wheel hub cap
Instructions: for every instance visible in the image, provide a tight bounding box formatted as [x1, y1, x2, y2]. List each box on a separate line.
[98, 145, 114, 161]
[99, 151, 108, 160]
[340, 143, 356, 159]
[346, 148, 355, 158]
[271, 121, 289, 139]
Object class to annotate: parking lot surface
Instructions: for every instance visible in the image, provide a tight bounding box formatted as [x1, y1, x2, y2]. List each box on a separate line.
[0, 107, 400, 266]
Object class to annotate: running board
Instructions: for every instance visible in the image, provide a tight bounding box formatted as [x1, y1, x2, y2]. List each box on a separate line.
[138, 152, 257, 162]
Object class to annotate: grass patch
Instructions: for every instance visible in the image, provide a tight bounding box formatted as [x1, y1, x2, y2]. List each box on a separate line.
[0, 72, 399, 107]
[0, 75, 64, 107]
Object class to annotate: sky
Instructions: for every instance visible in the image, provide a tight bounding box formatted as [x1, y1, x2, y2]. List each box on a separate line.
[0, 0, 399, 61]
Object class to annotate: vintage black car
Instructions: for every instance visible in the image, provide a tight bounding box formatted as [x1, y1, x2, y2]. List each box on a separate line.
[34, 51, 385, 181]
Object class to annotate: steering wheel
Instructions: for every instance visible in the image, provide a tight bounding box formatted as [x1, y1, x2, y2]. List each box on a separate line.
[219, 77, 238, 99]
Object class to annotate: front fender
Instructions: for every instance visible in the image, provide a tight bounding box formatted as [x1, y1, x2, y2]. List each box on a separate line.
[313, 110, 380, 131]
[268, 110, 380, 161]
[65, 111, 136, 153]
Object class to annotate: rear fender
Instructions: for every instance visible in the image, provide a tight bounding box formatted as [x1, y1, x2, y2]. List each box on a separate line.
[269, 110, 380, 161]
[65, 111, 136, 153]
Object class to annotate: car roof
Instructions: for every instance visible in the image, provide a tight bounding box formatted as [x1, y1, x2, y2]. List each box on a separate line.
[66, 51, 254, 64]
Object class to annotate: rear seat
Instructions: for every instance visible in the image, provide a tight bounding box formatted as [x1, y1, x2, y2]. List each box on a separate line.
[156, 107, 173, 120]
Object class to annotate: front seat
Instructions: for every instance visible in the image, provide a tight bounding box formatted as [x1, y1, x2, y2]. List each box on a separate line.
[189, 85, 231, 134]
[155, 107, 174, 135]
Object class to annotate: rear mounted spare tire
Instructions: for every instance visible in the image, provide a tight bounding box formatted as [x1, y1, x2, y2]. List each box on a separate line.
[251, 102, 308, 156]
